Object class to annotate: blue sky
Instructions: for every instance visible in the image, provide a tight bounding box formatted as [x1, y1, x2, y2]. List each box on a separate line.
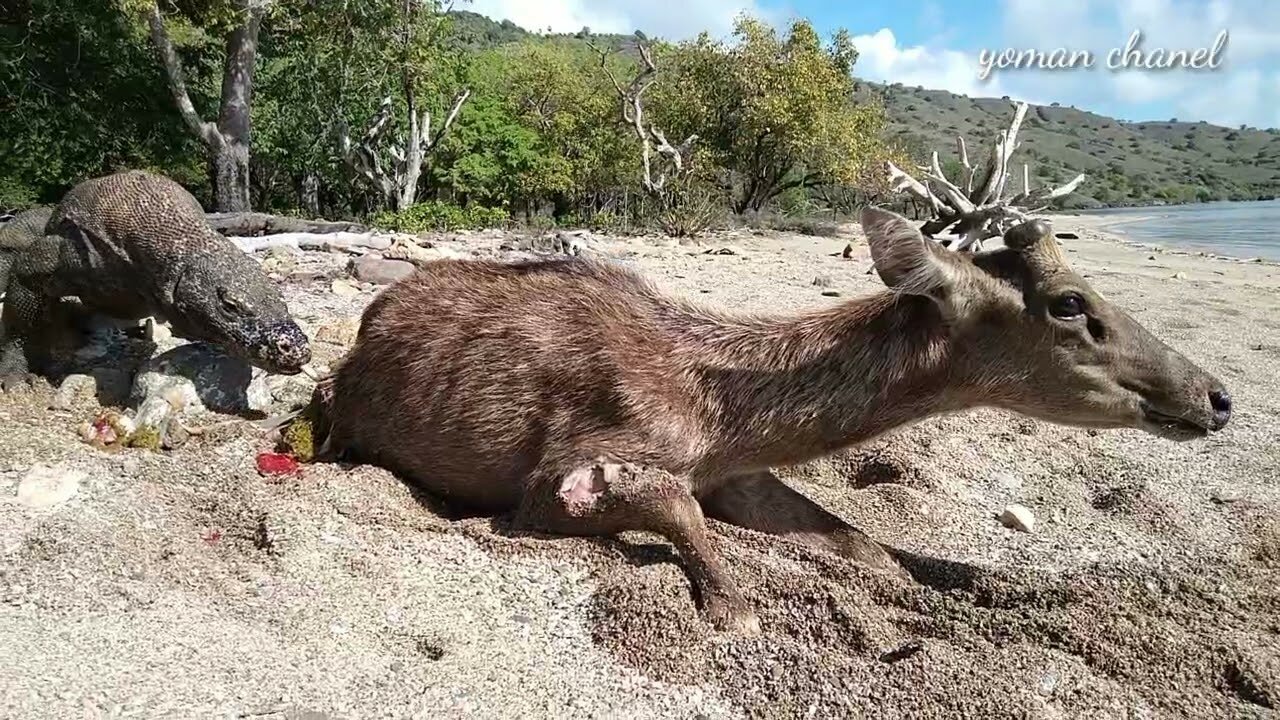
[468, 0, 1280, 129]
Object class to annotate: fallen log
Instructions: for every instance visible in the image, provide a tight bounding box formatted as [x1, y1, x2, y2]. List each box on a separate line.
[229, 231, 393, 254]
[206, 212, 368, 236]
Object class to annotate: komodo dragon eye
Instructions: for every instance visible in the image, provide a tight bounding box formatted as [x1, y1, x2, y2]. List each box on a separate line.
[217, 287, 252, 316]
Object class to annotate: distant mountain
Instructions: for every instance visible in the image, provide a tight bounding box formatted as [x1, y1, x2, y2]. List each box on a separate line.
[450, 11, 1280, 207]
[866, 83, 1280, 207]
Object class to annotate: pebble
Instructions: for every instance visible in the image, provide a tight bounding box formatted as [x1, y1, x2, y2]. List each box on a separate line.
[1171, 272, 1187, 280]
[16, 464, 84, 509]
[820, 290, 841, 297]
[330, 278, 361, 297]
[704, 246, 742, 256]
[811, 275, 832, 287]
[999, 504, 1036, 533]
[350, 258, 416, 285]
[1210, 489, 1242, 504]
[842, 243, 854, 259]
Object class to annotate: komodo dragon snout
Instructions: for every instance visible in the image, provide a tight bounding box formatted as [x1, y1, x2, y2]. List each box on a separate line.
[170, 265, 313, 376]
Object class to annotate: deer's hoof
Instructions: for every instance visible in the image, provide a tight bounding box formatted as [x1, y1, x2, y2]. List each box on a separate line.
[705, 594, 762, 636]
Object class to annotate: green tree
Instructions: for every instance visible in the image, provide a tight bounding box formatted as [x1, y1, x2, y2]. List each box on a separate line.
[655, 16, 888, 213]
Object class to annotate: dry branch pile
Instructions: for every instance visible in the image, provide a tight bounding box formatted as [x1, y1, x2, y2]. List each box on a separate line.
[886, 101, 1085, 252]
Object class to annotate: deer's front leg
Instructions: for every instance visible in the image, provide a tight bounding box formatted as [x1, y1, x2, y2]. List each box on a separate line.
[513, 459, 761, 635]
[700, 470, 908, 579]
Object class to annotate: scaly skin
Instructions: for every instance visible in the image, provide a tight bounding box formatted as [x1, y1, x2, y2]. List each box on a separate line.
[0, 206, 54, 299]
[0, 170, 310, 391]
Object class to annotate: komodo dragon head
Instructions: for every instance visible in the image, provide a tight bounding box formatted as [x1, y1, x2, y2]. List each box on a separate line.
[168, 250, 312, 376]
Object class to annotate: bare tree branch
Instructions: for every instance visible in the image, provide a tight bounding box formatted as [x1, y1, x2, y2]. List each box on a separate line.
[586, 37, 693, 198]
[145, 3, 219, 147]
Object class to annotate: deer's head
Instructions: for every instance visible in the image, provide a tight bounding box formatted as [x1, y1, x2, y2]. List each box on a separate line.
[860, 207, 1231, 440]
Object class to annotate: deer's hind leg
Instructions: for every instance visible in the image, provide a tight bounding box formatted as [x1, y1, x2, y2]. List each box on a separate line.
[513, 459, 761, 635]
[700, 470, 908, 580]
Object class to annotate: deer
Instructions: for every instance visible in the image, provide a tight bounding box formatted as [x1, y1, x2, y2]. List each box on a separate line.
[308, 207, 1232, 635]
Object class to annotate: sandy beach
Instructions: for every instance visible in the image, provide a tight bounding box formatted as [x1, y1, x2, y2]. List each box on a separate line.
[1, 216, 1277, 719]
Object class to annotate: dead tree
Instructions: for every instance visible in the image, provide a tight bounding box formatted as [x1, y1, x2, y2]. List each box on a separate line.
[884, 101, 1085, 252]
[146, 0, 267, 213]
[335, 1, 470, 213]
[586, 36, 697, 203]
[336, 91, 469, 213]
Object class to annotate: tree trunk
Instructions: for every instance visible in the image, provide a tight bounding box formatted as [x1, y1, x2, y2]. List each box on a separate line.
[300, 173, 320, 217]
[146, 1, 265, 213]
[211, 140, 251, 213]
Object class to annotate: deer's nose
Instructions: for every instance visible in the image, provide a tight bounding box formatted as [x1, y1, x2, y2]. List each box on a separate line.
[1209, 388, 1232, 430]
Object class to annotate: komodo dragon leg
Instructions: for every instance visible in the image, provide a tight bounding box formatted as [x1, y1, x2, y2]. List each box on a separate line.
[0, 235, 73, 392]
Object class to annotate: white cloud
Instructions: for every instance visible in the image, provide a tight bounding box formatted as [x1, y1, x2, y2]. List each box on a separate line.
[465, 0, 764, 40]
[850, 28, 1019, 100]
[997, 0, 1280, 127]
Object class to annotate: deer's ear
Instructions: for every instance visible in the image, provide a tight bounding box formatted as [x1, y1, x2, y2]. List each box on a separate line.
[859, 207, 957, 299]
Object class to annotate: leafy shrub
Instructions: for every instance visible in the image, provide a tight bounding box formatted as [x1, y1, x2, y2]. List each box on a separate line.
[372, 201, 508, 232]
[0, 177, 39, 212]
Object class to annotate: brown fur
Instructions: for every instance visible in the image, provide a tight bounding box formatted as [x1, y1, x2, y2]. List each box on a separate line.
[317, 208, 1230, 634]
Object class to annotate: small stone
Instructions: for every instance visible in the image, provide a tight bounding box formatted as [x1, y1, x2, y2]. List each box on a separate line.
[1148, 255, 1156, 261]
[999, 504, 1036, 532]
[842, 243, 854, 259]
[51, 374, 97, 411]
[1171, 271, 1187, 280]
[704, 246, 742, 256]
[1038, 670, 1060, 696]
[820, 290, 841, 297]
[330, 279, 360, 297]
[1210, 489, 1242, 504]
[350, 258, 416, 285]
[811, 275, 832, 287]
[16, 464, 84, 509]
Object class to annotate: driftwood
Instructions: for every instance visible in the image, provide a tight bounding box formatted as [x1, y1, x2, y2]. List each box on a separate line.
[229, 232, 394, 254]
[885, 100, 1085, 253]
[206, 212, 367, 236]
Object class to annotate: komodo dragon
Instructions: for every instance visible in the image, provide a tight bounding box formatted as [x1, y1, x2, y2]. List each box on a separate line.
[0, 205, 54, 299]
[0, 170, 311, 391]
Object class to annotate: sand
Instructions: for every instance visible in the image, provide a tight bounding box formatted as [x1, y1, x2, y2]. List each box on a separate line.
[1, 215, 1277, 719]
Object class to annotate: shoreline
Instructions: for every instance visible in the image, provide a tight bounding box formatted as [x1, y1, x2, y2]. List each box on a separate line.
[1052, 212, 1280, 266]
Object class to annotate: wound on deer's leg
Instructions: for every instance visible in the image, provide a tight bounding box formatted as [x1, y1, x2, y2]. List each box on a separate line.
[524, 460, 761, 635]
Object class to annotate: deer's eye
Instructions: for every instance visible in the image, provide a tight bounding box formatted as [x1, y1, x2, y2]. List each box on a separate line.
[1049, 293, 1085, 320]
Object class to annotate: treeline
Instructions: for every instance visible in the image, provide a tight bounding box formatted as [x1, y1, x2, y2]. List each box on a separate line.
[1, 1, 910, 234]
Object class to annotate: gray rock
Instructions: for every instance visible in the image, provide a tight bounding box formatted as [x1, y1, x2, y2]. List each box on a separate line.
[16, 464, 84, 509]
[268, 374, 317, 409]
[51, 374, 97, 410]
[90, 367, 134, 406]
[350, 257, 416, 285]
[131, 343, 272, 416]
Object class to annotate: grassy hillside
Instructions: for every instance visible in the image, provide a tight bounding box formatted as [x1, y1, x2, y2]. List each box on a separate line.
[448, 11, 1280, 208]
[869, 83, 1280, 207]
